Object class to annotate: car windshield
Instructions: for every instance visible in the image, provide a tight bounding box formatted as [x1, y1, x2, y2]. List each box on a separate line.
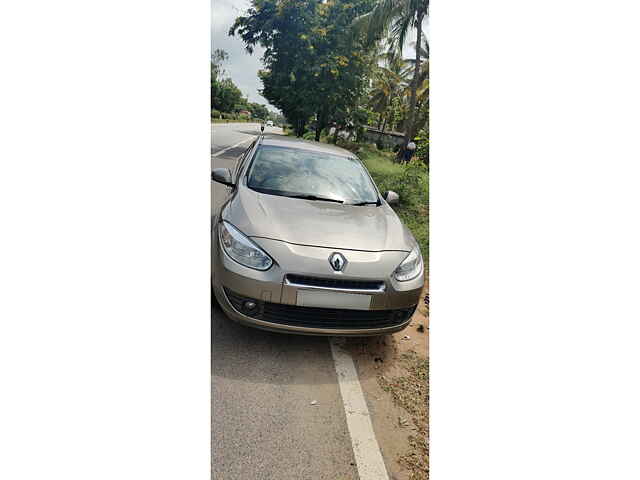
[246, 145, 379, 204]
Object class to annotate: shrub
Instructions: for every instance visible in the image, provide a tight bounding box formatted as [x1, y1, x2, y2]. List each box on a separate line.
[302, 131, 316, 141]
[414, 132, 429, 166]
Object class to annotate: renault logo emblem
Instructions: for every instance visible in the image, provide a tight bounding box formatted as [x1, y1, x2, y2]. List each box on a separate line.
[329, 252, 347, 272]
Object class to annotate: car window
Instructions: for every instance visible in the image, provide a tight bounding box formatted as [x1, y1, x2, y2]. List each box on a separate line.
[246, 145, 379, 204]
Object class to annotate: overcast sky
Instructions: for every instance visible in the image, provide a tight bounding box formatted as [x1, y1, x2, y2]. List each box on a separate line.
[212, 0, 425, 111]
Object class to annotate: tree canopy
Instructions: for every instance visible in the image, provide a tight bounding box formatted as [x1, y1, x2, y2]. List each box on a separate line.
[220, 0, 429, 154]
[355, 0, 429, 156]
[230, 0, 377, 138]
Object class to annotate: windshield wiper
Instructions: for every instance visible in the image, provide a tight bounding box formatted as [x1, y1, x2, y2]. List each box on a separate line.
[348, 200, 380, 206]
[288, 194, 344, 203]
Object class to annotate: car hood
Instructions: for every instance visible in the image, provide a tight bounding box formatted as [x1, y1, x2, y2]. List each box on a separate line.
[222, 187, 416, 252]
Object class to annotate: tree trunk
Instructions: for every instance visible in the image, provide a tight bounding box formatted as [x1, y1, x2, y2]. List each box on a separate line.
[315, 107, 328, 142]
[376, 112, 384, 130]
[377, 116, 387, 146]
[296, 118, 306, 137]
[314, 112, 321, 141]
[396, 11, 424, 162]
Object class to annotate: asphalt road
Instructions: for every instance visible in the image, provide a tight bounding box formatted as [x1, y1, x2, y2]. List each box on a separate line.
[211, 123, 394, 480]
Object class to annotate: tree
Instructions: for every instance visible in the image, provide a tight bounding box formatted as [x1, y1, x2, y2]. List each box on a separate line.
[368, 51, 408, 141]
[211, 48, 276, 120]
[305, 0, 376, 141]
[355, 0, 429, 159]
[211, 49, 246, 113]
[230, 0, 318, 136]
[248, 102, 269, 120]
[211, 49, 229, 83]
[230, 0, 376, 138]
[212, 77, 243, 113]
[401, 36, 429, 146]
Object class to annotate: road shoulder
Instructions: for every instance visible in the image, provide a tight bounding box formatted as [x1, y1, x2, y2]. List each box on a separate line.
[345, 286, 429, 479]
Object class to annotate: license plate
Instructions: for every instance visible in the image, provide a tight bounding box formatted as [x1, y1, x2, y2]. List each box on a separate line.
[296, 290, 372, 310]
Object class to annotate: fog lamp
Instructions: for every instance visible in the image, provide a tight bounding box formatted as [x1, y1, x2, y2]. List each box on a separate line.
[243, 300, 257, 312]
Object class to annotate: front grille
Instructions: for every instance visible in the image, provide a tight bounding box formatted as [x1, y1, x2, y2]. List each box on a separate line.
[224, 288, 415, 330]
[285, 274, 385, 291]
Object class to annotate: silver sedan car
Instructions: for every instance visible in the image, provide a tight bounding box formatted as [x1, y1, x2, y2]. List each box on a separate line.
[212, 136, 424, 336]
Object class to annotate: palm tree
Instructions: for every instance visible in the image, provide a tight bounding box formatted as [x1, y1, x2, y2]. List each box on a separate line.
[402, 37, 429, 91]
[368, 52, 408, 138]
[402, 36, 429, 135]
[355, 0, 429, 160]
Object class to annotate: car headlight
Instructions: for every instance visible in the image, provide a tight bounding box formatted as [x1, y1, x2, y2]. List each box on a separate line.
[218, 221, 273, 271]
[393, 246, 423, 282]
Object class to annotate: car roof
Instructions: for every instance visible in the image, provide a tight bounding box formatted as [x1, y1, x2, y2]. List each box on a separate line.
[258, 136, 356, 158]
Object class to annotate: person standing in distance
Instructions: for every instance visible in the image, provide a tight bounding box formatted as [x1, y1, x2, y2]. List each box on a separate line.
[405, 140, 417, 162]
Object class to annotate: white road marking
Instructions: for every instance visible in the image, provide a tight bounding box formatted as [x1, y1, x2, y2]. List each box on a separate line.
[211, 137, 255, 158]
[330, 337, 389, 480]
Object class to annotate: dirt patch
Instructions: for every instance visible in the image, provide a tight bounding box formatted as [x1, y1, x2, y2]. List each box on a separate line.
[353, 355, 414, 480]
[395, 284, 429, 359]
[379, 352, 428, 479]
[346, 285, 429, 479]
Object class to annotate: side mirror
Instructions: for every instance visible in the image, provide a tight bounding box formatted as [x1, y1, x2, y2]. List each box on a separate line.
[260, 124, 265, 133]
[212, 168, 234, 187]
[383, 190, 400, 205]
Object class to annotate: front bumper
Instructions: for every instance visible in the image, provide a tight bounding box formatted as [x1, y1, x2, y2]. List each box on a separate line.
[212, 233, 424, 336]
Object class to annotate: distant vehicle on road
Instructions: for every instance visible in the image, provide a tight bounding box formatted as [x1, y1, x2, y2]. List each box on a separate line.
[266, 120, 274, 127]
[211, 137, 424, 336]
